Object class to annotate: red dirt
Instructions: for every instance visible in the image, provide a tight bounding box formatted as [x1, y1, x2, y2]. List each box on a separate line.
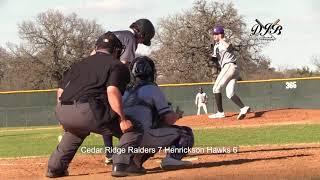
[1, 108, 320, 180]
[177, 108, 320, 128]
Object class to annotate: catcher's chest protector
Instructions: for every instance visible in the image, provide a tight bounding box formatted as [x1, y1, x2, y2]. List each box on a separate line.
[123, 82, 160, 128]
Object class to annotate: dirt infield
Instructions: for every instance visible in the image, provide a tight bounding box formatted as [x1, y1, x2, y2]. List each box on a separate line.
[1, 108, 320, 180]
[177, 108, 320, 128]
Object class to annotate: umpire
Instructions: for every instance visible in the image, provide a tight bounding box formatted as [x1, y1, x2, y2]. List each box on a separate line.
[46, 32, 132, 178]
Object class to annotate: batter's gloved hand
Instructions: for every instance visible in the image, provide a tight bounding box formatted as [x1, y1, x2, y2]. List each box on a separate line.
[120, 119, 133, 133]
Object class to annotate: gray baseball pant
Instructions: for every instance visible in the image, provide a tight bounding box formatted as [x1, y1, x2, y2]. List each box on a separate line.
[212, 63, 240, 98]
[113, 126, 194, 167]
[47, 102, 123, 173]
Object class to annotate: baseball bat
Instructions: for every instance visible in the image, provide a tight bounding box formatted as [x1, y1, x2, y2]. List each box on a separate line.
[255, 19, 264, 27]
[272, 19, 280, 26]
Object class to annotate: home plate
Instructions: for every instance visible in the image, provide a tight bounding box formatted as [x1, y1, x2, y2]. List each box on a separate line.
[156, 157, 198, 163]
[184, 157, 198, 161]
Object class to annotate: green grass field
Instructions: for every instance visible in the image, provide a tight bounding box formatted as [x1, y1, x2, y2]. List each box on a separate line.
[0, 124, 320, 158]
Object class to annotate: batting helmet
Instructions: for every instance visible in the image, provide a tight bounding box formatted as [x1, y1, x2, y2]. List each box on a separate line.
[130, 19, 155, 46]
[130, 56, 156, 82]
[95, 31, 125, 59]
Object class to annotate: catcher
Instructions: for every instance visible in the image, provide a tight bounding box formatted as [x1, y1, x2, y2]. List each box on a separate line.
[111, 56, 194, 177]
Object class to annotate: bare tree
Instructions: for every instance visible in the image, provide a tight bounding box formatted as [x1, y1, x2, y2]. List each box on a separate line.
[10, 10, 104, 88]
[0, 47, 10, 84]
[311, 55, 320, 71]
[282, 66, 315, 78]
[0, 47, 16, 87]
[151, 0, 272, 83]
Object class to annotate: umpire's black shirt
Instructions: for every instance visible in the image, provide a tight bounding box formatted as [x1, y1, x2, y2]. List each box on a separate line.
[59, 51, 130, 102]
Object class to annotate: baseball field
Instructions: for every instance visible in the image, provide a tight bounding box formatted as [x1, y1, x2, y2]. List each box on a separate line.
[1, 108, 320, 179]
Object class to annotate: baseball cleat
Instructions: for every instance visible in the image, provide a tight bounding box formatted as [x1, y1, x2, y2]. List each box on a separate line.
[111, 163, 146, 177]
[160, 157, 192, 170]
[208, 112, 225, 119]
[237, 106, 251, 120]
[46, 169, 69, 178]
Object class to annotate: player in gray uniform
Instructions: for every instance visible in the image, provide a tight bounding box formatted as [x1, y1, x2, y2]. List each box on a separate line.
[208, 26, 250, 120]
[111, 56, 194, 177]
[91, 19, 155, 64]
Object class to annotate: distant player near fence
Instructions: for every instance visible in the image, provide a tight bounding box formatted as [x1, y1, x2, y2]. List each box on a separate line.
[195, 87, 208, 115]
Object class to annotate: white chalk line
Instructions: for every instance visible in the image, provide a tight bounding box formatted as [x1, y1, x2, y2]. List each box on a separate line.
[0, 162, 46, 166]
[0, 127, 60, 133]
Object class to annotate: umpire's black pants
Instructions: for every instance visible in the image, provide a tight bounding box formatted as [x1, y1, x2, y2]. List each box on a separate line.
[47, 102, 122, 173]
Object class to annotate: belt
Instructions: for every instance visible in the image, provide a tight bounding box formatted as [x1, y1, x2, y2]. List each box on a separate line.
[222, 62, 236, 68]
[61, 99, 89, 105]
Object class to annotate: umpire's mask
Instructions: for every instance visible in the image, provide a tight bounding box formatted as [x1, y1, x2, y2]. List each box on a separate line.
[130, 56, 156, 82]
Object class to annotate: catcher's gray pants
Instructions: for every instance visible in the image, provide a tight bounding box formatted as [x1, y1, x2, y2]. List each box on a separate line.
[48, 103, 122, 173]
[113, 126, 194, 166]
[212, 63, 240, 99]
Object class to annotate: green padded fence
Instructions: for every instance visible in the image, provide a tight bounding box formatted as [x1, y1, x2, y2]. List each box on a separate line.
[0, 90, 57, 127]
[0, 77, 320, 127]
[163, 77, 320, 116]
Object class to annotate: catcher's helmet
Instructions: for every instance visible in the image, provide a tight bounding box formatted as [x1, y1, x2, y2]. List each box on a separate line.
[95, 32, 125, 59]
[130, 56, 156, 82]
[130, 19, 155, 46]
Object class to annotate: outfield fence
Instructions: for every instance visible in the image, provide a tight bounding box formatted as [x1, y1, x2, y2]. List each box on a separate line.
[1, 77, 320, 128]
